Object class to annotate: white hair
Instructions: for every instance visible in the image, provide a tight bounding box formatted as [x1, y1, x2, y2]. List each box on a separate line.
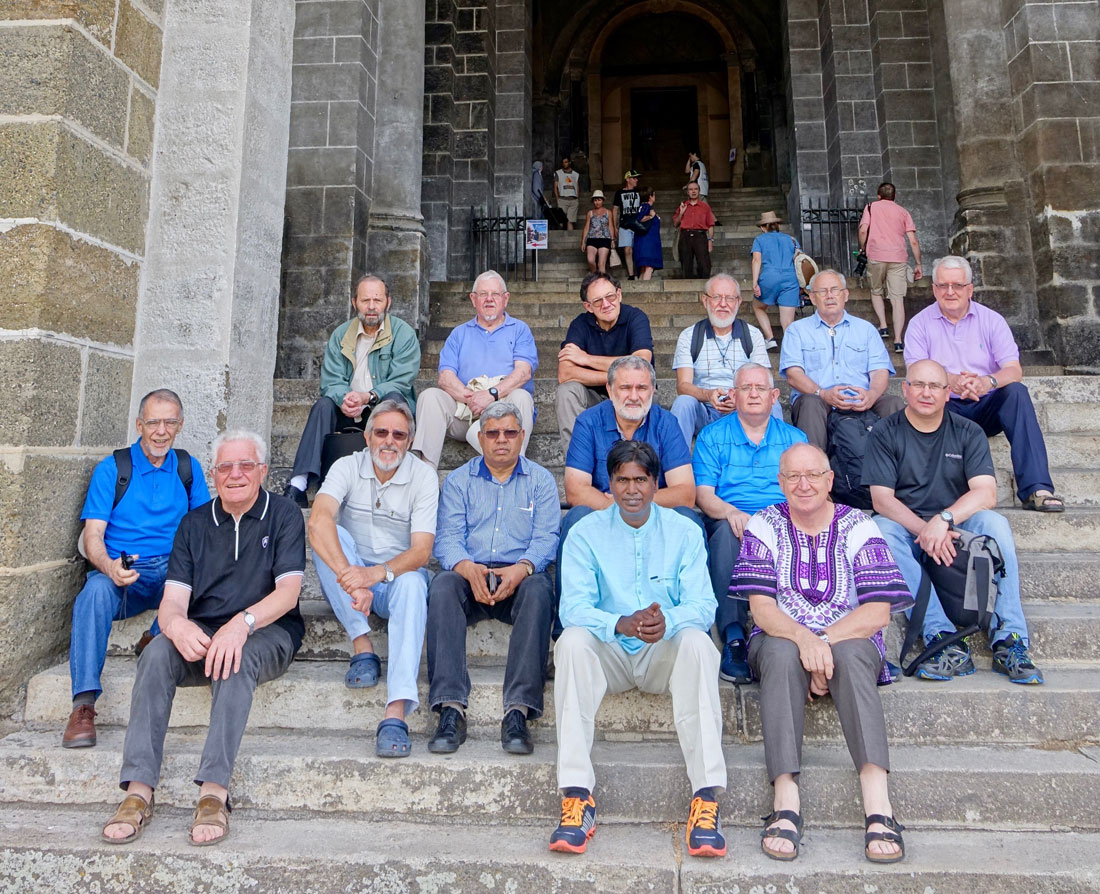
[481, 400, 522, 425]
[932, 255, 973, 284]
[735, 361, 775, 389]
[212, 430, 267, 465]
[807, 268, 844, 292]
[472, 269, 507, 295]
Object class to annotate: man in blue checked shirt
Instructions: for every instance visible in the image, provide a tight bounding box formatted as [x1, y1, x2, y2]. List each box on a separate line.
[426, 401, 560, 756]
[550, 440, 726, 859]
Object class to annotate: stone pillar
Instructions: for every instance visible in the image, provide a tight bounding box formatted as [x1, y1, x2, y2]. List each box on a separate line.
[131, 0, 295, 451]
[366, 0, 429, 327]
[785, 0, 828, 204]
[424, 0, 459, 283]
[493, 0, 533, 212]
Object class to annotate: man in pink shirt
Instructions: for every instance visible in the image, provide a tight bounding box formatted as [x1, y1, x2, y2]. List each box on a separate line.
[858, 183, 922, 353]
[904, 255, 1064, 512]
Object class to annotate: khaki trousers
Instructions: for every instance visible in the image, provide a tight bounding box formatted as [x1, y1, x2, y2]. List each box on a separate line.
[868, 260, 908, 303]
[410, 387, 534, 468]
[555, 381, 604, 456]
[554, 626, 727, 794]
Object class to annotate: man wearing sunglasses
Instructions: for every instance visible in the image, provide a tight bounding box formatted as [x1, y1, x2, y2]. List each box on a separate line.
[308, 400, 438, 757]
[426, 401, 560, 755]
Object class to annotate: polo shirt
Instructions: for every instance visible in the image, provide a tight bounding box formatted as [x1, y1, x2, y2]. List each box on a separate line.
[165, 489, 306, 649]
[81, 440, 211, 559]
[565, 400, 691, 493]
[437, 313, 538, 396]
[692, 413, 808, 513]
[672, 320, 768, 389]
[903, 300, 1019, 394]
[780, 311, 895, 402]
[318, 450, 438, 564]
[676, 200, 716, 231]
[859, 199, 915, 263]
[561, 304, 653, 398]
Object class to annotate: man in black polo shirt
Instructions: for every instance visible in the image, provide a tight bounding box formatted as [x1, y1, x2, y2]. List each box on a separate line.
[101, 431, 305, 847]
[555, 271, 654, 454]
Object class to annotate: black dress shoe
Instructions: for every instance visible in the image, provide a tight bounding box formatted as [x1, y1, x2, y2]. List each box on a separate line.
[283, 484, 309, 508]
[428, 706, 467, 754]
[501, 708, 534, 755]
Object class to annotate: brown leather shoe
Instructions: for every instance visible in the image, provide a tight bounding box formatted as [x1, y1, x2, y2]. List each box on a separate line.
[62, 704, 97, 748]
[134, 629, 156, 656]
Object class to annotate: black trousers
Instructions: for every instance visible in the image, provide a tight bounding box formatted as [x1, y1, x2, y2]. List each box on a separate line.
[679, 229, 712, 279]
[290, 392, 405, 483]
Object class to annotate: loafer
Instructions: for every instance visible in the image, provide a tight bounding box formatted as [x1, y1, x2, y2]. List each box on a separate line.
[63, 704, 97, 748]
[719, 638, 752, 684]
[428, 706, 467, 754]
[283, 484, 308, 508]
[500, 708, 534, 755]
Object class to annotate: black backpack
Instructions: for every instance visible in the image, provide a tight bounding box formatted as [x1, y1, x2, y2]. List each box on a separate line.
[689, 319, 753, 364]
[111, 447, 194, 507]
[826, 409, 878, 511]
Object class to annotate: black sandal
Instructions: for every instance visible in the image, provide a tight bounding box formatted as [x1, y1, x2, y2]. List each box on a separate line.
[864, 813, 905, 863]
[761, 809, 803, 861]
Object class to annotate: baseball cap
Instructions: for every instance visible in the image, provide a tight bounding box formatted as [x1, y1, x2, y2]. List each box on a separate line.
[624, 170, 640, 180]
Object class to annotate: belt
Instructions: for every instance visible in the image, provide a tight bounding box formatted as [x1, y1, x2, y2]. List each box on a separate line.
[684, 229, 708, 235]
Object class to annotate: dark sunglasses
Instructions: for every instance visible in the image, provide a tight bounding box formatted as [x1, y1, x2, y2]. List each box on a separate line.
[371, 428, 409, 442]
[483, 428, 521, 440]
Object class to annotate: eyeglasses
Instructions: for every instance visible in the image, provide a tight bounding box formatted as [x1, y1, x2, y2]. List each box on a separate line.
[585, 290, 619, 307]
[704, 293, 739, 305]
[370, 428, 409, 442]
[779, 470, 830, 483]
[733, 384, 771, 394]
[140, 418, 181, 430]
[213, 460, 260, 475]
[474, 291, 505, 300]
[482, 428, 521, 440]
[932, 282, 969, 292]
[811, 287, 846, 297]
[905, 381, 949, 392]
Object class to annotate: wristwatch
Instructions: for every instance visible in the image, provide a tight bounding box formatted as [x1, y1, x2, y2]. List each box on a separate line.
[988, 375, 998, 390]
[519, 559, 535, 577]
[815, 631, 831, 645]
[383, 563, 395, 583]
[488, 387, 499, 401]
[939, 509, 955, 527]
[367, 390, 380, 408]
[242, 611, 256, 636]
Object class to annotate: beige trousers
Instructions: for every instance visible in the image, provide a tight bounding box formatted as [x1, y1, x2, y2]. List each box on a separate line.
[868, 260, 909, 302]
[555, 381, 604, 456]
[410, 387, 534, 468]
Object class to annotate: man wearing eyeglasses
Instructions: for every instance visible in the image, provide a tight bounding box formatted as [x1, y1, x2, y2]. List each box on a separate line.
[780, 268, 904, 450]
[903, 255, 1063, 513]
[426, 401, 560, 755]
[308, 400, 438, 756]
[63, 389, 210, 749]
[556, 270, 654, 454]
[412, 269, 538, 468]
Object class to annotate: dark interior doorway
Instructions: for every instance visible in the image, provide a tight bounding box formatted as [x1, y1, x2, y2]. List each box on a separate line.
[630, 87, 697, 187]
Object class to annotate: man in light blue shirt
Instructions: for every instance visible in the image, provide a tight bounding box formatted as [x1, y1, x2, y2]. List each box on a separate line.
[550, 441, 727, 859]
[779, 268, 903, 450]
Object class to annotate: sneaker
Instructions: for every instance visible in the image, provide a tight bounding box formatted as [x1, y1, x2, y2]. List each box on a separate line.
[549, 792, 596, 853]
[915, 632, 976, 681]
[283, 484, 308, 508]
[877, 326, 889, 337]
[894, 341, 904, 354]
[764, 338, 778, 352]
[686, 794, 726, 857]
[992, 634, 1045, 685]
[719, 638, 751, 684]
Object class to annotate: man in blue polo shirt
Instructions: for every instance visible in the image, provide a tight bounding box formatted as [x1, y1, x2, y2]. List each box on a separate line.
[411, 269, 539, 468]
[64, 388, 210, 749]
[555, 271, 653, 454]
[694, 363, 807, 683]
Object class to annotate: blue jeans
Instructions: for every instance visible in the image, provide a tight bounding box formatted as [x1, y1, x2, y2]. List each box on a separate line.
[313, 525, 429, 711]
[70, 555, 169, 699]
[874, 511, 1029, 645]
[669, 394, 782, 450]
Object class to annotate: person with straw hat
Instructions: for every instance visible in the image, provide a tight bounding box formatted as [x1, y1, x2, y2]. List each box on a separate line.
[751, 210, 802, 351]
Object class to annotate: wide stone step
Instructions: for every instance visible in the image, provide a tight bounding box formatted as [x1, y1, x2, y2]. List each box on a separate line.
[3, 731, 1098, 831]
[998, 468, 1100, 508]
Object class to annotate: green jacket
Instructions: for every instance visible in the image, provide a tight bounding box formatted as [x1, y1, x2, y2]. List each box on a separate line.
[320, 313, 420, 410]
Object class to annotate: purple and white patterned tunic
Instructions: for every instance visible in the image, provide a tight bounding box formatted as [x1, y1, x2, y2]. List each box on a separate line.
[730, 502, 913, 684]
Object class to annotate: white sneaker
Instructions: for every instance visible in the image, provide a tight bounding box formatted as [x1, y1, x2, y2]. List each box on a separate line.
[764, 338, 778, 351]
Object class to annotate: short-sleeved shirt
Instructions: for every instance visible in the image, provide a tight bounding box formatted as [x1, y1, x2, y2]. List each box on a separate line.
[561, 305, 654, 398]
[165, 489, 306, 649]
[318, 450, 439, 564]
[676, 200, 716, 231]
[862, 410, 995, 518]
[859, 199, 916, 263]
[81, 441, 211, 559]
[437, 313, 539, 396]
[903, 300, 1020, 394]
[693, 413, 808, 513]
[672, 321, 768, 390]
[565, 401, 691, 493]
[613, 187, 642, 219]
[779, 311, 895, 402]
[751, 231, 801, 288]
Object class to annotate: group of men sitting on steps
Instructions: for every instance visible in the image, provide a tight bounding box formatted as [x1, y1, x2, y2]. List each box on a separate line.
[64, 255, 1062, 858]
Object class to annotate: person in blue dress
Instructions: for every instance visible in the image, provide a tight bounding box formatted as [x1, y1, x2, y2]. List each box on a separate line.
[751, 210, 802, 351]
[633, 188, 663, 280]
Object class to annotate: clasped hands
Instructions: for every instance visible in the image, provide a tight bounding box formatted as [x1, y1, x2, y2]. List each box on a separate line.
[456, 559, 526, 606]
[820, 384, 873, 412]
[952, 371, 993, 402]
[163, 614, 250, 682]
[615, 602, 666, 643]
[798, 628, 834, 701]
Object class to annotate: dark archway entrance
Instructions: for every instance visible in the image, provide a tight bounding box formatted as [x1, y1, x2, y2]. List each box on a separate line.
[630, 87, 697, 186]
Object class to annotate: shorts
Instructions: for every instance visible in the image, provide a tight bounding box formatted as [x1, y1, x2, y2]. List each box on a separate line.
[618, 227, 635, 248]
[559, 197, 579, 223]
[586, 238, 612, 250]
[868, 261, 909, 301]
[757, 279, 802, 308]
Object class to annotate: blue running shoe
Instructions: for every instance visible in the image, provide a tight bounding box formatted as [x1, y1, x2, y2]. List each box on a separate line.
[992, 633, 1044, 685]
[687, 794, 726, 857]
[549, 792, 596, 854]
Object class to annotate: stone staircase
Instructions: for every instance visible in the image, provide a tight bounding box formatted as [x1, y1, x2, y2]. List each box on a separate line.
[3, 270, 1100, 889]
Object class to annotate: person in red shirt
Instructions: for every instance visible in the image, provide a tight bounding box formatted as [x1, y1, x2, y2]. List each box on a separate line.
[858, 183, 922, 353]
[672, 183, 716, 279]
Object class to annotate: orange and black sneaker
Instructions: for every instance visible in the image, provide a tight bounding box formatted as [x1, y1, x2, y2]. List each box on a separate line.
[549, 789, 596, 854]
[687, 792, 726, 857]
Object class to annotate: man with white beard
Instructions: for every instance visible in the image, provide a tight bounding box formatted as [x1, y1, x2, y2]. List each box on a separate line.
[308, 400, 439, 757]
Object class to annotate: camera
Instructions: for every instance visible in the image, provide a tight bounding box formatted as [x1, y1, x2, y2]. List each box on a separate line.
[120, 551, 135, 570]
[853, 249, 868, 277]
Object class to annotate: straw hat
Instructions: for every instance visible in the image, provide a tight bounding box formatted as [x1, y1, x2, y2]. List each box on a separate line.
[757, 210, 783, 226]
[591, 190, 605, 199]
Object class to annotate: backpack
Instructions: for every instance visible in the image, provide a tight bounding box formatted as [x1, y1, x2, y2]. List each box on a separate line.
[900, 529, 1004, 676]
[826, 409, 878, 511]
[689, 319, 753, 365]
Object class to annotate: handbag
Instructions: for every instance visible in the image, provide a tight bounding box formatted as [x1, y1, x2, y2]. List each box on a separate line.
[624, 215, 652, 236]
[320, 427, 367, 482]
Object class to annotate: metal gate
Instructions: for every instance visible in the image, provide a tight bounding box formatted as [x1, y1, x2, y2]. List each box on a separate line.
[469, 207, 528, 282]
[799, 197, 868, 276]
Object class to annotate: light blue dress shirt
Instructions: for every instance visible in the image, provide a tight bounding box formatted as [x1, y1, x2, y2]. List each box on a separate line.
[778, 311, 894, 402]
[559, 504, 715, 654]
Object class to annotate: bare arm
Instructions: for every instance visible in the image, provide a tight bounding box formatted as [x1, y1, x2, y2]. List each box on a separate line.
[752, 252, 762, 296]
[654, 464, 695, 509]
[866, 367, 890, 403]
[308, 494, 354, 578]
[824, 601, 891, 643]
[906, 230, 921, 272]
[557, 359, 607, 387]
[676, 366, 708, 401]
[564, 467, 614, 511]
[497, 360, 533, 398]
[81, 519, 138, 586]
[858, 221, 869, 250]
[436, 368, 470, 403]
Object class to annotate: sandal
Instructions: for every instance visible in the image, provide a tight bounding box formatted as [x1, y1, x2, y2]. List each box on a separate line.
[189, 794, 230, 847]
[101, 792, 154, 844]
[760, 809, 803, 861]
[345, 652, 381, 688]
[1022, 491, 1065, 513]
[376, 717, 412, 758]
[864, 813, 905, 863]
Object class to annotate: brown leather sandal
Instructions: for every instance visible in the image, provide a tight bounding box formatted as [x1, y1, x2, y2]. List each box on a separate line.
[189, 794, 230, 847]
[101, 792, 154, 844]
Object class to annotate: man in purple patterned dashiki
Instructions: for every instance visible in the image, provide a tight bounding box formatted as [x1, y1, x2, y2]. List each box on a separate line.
[730, 443, 912, 865]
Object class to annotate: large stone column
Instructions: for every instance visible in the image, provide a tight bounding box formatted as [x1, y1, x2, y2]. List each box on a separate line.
[367, 0, 429, 329]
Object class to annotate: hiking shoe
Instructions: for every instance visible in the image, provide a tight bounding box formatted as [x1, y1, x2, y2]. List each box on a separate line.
[549, 792, 596, 853]
[686, 794, 726, 857]
[992, 634, 1045, 685]
[915, 633, 975, 681]
[764, 338, 778, 352]
[719, 638, 751, 684]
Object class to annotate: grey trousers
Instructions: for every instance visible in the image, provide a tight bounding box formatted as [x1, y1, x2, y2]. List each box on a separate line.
[791, 394, 905, 451]
[748, 633, 889, 782]
[119, 624, 296, 791]
[555, 381, 604, 456]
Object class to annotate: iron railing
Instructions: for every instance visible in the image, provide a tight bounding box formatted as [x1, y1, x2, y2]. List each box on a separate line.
[469, 207, 528, 282]
[799, 197, 869, 276]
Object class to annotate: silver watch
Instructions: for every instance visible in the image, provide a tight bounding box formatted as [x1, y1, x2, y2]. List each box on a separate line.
[383, 563, 395, 583]
[242, 611, 256, 636]
[816, 630, 831, 645]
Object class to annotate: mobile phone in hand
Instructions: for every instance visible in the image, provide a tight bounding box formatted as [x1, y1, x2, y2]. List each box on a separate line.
[840, 388, 859, 399]
[487, 571, 499, 595]
[120, 551, 135, 570]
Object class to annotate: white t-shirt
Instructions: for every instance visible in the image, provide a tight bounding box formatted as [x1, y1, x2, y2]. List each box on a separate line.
[691, 159, 709, 196]
[555, 169, 579, 198]
[349, 323, 376, 396]
[672, 321, 768, 390]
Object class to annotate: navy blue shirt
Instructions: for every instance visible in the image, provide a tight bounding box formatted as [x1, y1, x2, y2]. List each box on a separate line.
[561, 305, 654, 397]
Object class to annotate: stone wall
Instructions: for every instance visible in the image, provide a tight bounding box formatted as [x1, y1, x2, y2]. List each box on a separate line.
[0, 1, 164, 712]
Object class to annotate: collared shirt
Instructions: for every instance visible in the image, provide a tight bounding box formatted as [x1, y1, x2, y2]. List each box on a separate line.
[780, 311, 895, 402]
[672, 320, 768, 389]
[677, 200, 716, 231]
[317, 451, 438, 564]
[561, 305, 654, 398]
[434, 456, 560, 571]
[165, 489, 306, 649]
[859, 199, 915, 263]
[693, 413, 808, 513]
[349, 322, 377, 395]
[903, 300, 1019, 394]
[559, 504, 715, 654]
[565, 400, 691, 493]
[81, 440, 211, 559]
[437, 313, 539, 396]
